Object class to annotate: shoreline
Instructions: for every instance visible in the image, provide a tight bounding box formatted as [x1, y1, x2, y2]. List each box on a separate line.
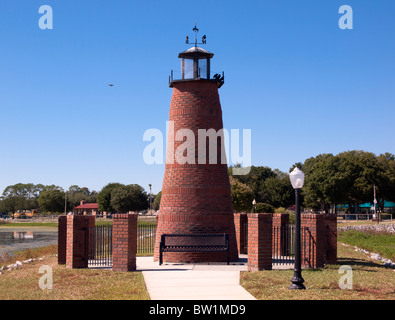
[0, 225, 58, 232]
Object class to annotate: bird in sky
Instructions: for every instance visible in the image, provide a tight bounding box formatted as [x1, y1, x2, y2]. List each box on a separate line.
[108, 84, 114, 87]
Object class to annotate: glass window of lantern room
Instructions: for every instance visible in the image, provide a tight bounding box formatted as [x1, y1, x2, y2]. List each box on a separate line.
[183, 58, 194, 79]
[199, 59, 207, 79]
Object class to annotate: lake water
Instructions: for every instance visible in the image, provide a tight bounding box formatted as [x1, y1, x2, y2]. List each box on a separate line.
[0, 227, 58, 256]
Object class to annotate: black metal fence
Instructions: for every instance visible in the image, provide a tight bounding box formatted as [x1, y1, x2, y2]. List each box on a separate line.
[88, 225, 113, 267]
[137, 222, 157, 255]
[85, 221, 157, 267]
[302, 227, 314, 268]
[300, 225, 328, 268]
[272, 224, 295, 265]
[242, 222, 330, 266]
[243, 221, 248, 254]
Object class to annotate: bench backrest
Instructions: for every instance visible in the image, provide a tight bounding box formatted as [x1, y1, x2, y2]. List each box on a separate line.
[161, 233, 228, 247]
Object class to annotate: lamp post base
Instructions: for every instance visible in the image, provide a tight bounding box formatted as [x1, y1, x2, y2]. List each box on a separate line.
[289, 283, 306, 290]
[289, 274, 306, 290]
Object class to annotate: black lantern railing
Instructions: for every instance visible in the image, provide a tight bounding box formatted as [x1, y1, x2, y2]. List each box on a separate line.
[169, 70, 224, 87]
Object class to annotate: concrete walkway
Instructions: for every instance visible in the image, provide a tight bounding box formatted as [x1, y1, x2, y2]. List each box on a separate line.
[137, 255, 256, 300]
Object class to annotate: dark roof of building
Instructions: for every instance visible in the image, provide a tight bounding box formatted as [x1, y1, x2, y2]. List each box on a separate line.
[178, 46, 214, 59]
[74, 203, 98, 210]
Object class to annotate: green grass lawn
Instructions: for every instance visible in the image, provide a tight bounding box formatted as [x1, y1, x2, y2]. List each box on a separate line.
[0, 221, 58, 227]
[0, 245, 150, 300]
[241, 227, 395, 300]
[0, 220, 156, 228]
[240, 242, 395, 300]
[2, 238, 395, 300]
[2, 219, 394, 300]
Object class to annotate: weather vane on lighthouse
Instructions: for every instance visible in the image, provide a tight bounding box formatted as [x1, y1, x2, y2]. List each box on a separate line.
[185, 24, 206, 47]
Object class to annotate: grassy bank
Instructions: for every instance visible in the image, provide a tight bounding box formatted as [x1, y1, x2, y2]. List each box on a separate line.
[0, 219, 156, 228]
[0, 245, 150, 300]
[0, 221, 58, 227]
[0, 245, 58, 266]
[240, 242, 395, 300]
[338, 229, 395, 261]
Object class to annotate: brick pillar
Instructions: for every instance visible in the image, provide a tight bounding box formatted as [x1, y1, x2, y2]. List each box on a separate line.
[234, 213, 248, 254]
[272, 213, 289, 256]
[247, 213, 272, 271]
[324, 214, 337, 264]
[301, 214, 325, 269]
[66, 215, 94, 269]
[112, 213, 138, 272]
[58, 215, 67, 264]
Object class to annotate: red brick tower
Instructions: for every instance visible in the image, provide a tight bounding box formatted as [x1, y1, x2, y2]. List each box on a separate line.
[153, 38, 238, 263]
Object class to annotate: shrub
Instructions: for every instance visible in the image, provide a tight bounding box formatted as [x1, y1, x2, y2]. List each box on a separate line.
[255, 203, 275, 213]
[229, 176, 254, 213]
[274, 207, 287, 213]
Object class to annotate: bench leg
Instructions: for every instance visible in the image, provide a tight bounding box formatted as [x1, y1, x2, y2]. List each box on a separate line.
[159, 250, 163, 265]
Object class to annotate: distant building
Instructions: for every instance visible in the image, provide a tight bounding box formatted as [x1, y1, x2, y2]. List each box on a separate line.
[74, 200, 99, 216]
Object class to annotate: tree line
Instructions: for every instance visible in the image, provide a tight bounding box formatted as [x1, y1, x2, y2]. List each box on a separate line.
[298, 151, 395, 213]
[229, 166, 294, 213]
[229, 150, 395, 214]
[0, 184, 98, 214]
[97, 183, 149, 213]
[2, 150, 394, 215]
[0, 183, 150, 215]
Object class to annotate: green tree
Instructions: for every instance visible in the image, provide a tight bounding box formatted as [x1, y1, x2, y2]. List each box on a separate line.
[0, 196, 24, 214]
[67, 186, 98, 210]
[229, 176, 254, 212]
[1, 183, 43, 213]
[2, 183, 45, 200]
[97, 183, 123, 212]
[259, 170, 294, 208]
[38, 189, 65, 213]
[110, 184, 149, 213]
[376, 153, 395, 211]
[229, 165, 275, 201]
[255, 202, 275, 213]
[338, 151, 384, 213]
[230, 165, 294, 209]
[2, 183, 33, 198]
[301, 154, 345, 213]
[152, 191, 162, 210]
[42, 184, 63, 191]
[298, 151, 390, 213]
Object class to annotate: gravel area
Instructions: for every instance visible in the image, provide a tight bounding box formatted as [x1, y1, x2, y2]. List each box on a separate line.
[338, 223, 395, 233]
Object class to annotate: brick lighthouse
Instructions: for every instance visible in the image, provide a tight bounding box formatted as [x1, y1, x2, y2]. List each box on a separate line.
[153, 27, 239, 263]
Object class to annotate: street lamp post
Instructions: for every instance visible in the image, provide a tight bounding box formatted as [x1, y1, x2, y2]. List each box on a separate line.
[64, 191, 68, 215]
[149, 184, 152, 211]
[289, 167, 306, 290]
[252, 199, 256, 213]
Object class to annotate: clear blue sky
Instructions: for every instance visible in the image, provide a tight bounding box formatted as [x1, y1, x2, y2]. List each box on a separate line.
[0, 0, 394, 195]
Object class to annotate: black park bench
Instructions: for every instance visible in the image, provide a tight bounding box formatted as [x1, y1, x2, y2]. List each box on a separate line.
[159, 233, 230, 265]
